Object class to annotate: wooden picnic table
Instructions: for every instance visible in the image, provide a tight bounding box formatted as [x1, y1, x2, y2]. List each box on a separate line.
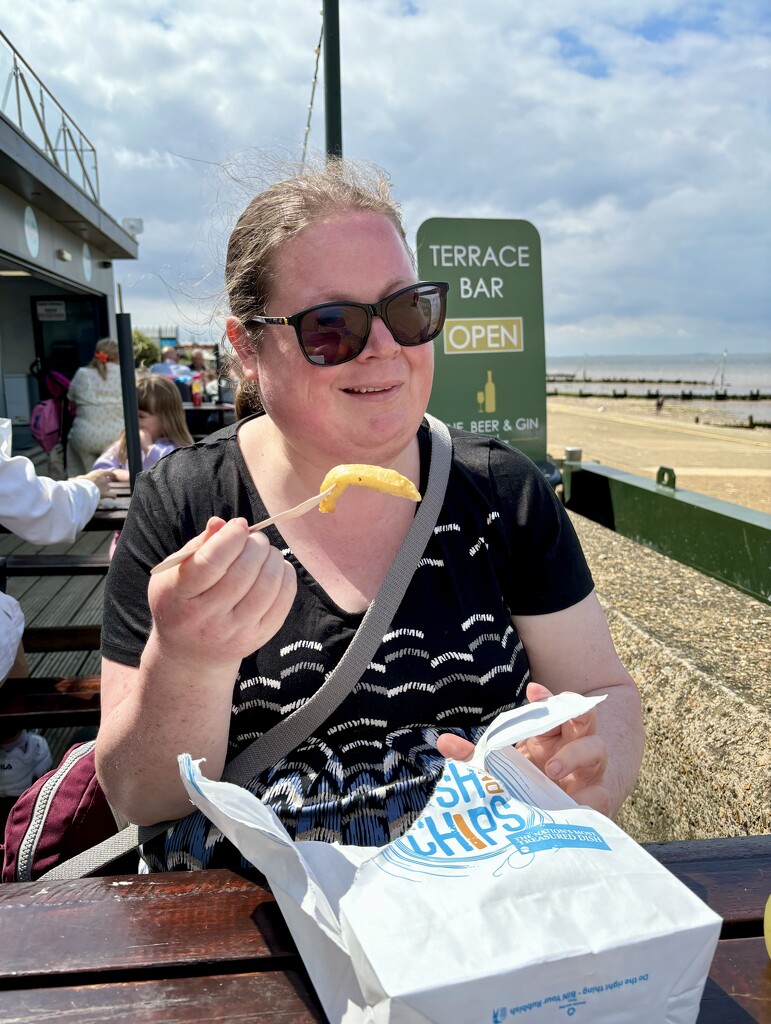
[0, 834, 767, 1022]
[81, 496, 131, 531]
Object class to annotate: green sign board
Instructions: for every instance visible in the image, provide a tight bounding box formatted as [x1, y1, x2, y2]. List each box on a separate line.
[416, 218, 546, 463]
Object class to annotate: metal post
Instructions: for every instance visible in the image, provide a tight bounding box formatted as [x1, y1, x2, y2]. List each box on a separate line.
[323, 0, 343, 159]
[115, 312, 142, 490]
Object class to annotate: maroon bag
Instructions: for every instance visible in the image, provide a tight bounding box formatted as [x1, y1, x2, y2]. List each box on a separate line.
[1, 741, 129, 882]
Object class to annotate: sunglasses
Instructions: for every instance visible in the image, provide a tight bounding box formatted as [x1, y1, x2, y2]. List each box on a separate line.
[244, 281, 449, 366]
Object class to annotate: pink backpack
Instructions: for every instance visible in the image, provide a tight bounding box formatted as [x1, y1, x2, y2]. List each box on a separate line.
[29, 399, 62, 452]
[29, 369, 74, 453]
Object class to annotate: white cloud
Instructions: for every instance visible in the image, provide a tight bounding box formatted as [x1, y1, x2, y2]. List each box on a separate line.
[3, 0, 768, 354]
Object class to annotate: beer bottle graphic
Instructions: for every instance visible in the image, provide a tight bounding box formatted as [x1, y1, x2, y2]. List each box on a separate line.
[484, 370, 496, 414]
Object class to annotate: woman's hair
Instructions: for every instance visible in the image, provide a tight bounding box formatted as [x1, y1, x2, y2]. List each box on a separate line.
[234, 378, 264, 418]
[88, 337, 119, 380]
[115, 374, 193, 463]
[225, 158, 410, 333]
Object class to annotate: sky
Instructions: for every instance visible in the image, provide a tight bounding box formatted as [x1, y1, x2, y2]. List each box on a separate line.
[2, 0, 770, 356]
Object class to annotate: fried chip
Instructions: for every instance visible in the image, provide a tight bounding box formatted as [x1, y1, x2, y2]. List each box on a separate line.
[318, 464, 421, 513]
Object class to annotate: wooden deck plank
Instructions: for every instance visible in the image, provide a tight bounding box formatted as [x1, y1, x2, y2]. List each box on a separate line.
[0, 534, 29, 556]
[22, 577, 106, 630]
[28, 649, 101, 679]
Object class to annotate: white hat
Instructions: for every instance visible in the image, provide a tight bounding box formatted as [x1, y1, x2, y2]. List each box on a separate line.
[0, 591, 25, 681]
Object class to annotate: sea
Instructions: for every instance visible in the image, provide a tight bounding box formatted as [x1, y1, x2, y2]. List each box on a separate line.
[545, 352, 771, 422]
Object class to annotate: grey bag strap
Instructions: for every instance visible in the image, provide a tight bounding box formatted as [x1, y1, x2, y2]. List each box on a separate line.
[41, 415, 452, 880]
[41, 819, 171, 880]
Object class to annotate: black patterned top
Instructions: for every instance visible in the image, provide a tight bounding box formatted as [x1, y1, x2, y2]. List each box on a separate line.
[102, 418, 593, 870]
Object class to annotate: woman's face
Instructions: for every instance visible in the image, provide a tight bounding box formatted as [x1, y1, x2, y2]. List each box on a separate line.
[241, 211, 434, 468]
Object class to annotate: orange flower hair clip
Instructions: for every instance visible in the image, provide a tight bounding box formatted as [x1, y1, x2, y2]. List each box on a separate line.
[94, 351, 109, 364]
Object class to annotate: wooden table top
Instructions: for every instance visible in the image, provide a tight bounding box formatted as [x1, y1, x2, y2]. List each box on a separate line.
[0, 835, 767, 1023]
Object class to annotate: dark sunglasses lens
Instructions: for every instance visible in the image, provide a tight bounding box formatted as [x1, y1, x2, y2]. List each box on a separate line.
[299, 306, 368, 365]
[386, 286, 447, 346]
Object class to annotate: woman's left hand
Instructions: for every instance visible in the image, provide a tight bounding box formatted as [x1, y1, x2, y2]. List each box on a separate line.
[436, 681, 611, 815]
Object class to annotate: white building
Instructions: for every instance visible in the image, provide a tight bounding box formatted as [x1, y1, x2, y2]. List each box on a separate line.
[0, 29, 137, 424]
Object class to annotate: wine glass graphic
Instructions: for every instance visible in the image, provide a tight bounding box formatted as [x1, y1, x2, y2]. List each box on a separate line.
[476, 390, 484, 412]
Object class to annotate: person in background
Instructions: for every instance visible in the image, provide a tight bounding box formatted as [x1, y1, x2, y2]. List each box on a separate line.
[96, 159, 643, 872]
[0, 416, 113, 797]
[189, 349, 208, 373]
[65, 338, 124, 476]
[92, 375, 193, 483]
[150, 347, 187, 379]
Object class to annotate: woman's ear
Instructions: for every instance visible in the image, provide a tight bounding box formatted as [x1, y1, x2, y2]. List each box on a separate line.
[226, 316, 259, 381]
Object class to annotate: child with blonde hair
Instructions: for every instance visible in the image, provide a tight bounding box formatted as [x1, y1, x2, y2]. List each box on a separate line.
[92, 375, 193, 482]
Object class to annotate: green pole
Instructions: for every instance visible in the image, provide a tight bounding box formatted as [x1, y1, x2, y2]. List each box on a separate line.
[323, 0, 342, 159]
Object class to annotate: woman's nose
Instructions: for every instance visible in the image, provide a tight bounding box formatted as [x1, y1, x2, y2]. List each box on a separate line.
[362, 315, 400, 358]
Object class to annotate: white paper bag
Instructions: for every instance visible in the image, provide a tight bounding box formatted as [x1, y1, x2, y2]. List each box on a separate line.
[179, 692, 721, 1024]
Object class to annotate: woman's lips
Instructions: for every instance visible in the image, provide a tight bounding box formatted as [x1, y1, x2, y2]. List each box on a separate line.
[342, 384, 401, 396]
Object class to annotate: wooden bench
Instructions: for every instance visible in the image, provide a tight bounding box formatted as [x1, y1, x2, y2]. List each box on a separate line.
[0, 553, 111, 591]
[22, 624, 101, 653]
[0, 675, 100, 730]
[0, 836, 766, 1022]
[0, 626, 101, 737]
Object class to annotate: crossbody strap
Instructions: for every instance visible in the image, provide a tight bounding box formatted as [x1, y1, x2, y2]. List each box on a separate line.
[42, 415, 452, 880]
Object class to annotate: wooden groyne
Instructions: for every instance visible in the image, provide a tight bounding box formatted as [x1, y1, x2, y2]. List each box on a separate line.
[546, 384, 771, 407]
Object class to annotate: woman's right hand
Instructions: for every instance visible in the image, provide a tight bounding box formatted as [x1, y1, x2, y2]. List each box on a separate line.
[147, 517, 297, 667]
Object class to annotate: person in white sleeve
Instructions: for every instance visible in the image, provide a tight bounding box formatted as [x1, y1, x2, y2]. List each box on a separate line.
[0, 416, 113, 797]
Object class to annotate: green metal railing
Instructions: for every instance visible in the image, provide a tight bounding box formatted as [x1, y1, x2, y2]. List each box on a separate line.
[561, 460, 771, 604]
[0, 29, 100, 202]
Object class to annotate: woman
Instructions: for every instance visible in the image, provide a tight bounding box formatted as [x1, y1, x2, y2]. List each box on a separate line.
[96, 161, 643, 871]
[91, 375, 194, 482]
[66, 338, 124, 475]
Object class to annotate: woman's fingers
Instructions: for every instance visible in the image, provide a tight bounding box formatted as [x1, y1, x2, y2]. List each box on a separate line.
[150, 517, 298, 661]
[544, 733, 608, 786]
[525, 681, 553, 703]
[173, 518, 252, 596]
[229, 541, 297, 629]
[154, 517, 227, 583]
[436, 733, 475, 761]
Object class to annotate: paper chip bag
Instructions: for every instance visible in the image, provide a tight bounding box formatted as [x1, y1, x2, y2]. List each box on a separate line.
[180, 692, 721, 1024]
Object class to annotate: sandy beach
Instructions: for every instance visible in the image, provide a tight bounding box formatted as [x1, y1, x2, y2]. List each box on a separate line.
[546, 395, 771, 515]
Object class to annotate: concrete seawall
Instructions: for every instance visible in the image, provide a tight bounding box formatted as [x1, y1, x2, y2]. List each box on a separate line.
[569, 513, 770, 842]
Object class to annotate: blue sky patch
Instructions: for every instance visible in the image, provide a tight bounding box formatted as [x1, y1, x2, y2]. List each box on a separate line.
[636, 5, 723, 42]
[554, 29, 609, 79]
